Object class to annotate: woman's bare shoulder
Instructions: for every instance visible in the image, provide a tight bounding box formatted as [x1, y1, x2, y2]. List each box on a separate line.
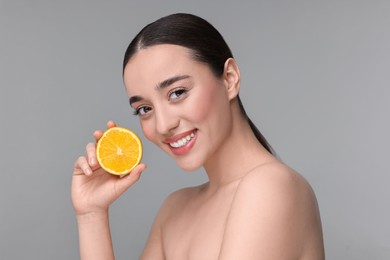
[218, 161, 324, 259]
[236, 161, 320, 218]
[240, 161, 313, 196]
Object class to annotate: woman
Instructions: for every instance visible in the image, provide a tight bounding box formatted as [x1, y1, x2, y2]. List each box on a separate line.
[72, 13, 325, 259]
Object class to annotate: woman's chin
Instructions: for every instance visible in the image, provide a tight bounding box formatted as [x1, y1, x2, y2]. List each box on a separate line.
[176, 160, 202, 172]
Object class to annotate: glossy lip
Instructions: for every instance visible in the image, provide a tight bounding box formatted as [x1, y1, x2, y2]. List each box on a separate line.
[163, 129, 197, 143]
[164, 129, 197, 156]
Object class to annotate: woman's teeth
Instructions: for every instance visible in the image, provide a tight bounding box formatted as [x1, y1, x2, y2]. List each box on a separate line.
[170, 132, 195, 148]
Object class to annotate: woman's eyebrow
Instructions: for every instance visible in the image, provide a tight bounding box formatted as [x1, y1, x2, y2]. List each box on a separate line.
[156, 75, 190, 90]
[129, 95, 142, 106]
[129, 75, 190, 106]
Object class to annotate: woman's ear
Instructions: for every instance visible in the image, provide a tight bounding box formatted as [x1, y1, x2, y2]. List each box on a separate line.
[223, 58, 241, 101]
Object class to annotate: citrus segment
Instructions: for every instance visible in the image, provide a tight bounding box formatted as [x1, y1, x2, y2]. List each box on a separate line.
[96, 126, 142, 175]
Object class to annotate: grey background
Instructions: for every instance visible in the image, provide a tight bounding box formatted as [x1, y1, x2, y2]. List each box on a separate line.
[1, 0, 389, 259]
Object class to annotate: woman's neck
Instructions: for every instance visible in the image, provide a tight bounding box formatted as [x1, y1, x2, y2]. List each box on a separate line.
[203, 114, 277, 191]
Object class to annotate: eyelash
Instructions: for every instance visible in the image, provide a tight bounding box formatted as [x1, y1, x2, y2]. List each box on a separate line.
[132, 87, 189, 116]
[133, 106, 151, 116]
[168, 88, 187, 101]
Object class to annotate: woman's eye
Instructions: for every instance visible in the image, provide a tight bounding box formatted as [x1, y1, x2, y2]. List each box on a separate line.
[134, 106, 152, 116]
[168, 88, 187, 100]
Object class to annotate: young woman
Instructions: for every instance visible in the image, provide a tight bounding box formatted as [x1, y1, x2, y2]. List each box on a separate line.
[72, 13, 325, 260]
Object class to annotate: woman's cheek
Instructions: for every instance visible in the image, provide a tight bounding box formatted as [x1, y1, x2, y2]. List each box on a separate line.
[191, 99, 210, 122]
[191, 85, 220, 122]
[140, 121, 155, 143]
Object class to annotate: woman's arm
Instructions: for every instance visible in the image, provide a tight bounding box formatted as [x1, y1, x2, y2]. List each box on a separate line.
[77, 211, 114, 260]
[71, 121, 146, 260]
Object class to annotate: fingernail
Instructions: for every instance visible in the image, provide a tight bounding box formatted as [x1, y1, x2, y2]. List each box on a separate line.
[86, 168, 92, 175]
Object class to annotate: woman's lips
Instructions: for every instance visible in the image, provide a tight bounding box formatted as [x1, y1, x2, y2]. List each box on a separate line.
[164, 129, 197, 155]
[169, 132, 195, 148]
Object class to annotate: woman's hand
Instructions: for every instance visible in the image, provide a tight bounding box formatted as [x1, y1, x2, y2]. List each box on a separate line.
[71, 121, 146, 217]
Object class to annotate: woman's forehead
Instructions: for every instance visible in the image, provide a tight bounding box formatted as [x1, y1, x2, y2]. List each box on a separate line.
[126, 44, 193, 68]
[123, 45, 205, 92]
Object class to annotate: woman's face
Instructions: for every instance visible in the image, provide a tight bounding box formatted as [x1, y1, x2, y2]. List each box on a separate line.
[123, 44, 233, 171]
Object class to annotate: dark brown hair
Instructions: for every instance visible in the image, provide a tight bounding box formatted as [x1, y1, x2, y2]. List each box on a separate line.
[123, 13, 273, 154]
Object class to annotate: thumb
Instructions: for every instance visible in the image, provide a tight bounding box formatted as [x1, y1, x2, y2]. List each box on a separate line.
[115, 163, 147, 196]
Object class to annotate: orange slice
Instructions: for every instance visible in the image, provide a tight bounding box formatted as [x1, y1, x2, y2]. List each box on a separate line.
[96, 126, 143, 175]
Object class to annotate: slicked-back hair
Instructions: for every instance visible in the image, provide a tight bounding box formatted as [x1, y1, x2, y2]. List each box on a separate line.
[123, 13, 273, 154]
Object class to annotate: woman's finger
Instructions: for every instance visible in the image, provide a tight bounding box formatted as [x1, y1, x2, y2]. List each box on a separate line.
[86, 142, 98, 168]
[74, 156, 92, 176]
[93, 130, 103, 142]
[115, 163, 147, 196]
[106, 120, 116, 129]
[93, 121, 117, 142]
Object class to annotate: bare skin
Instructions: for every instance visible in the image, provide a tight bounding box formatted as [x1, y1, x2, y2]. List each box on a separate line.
[144, 163, 324, 260]
[139, 100, 324, 260]
[72, 44, 324, 259]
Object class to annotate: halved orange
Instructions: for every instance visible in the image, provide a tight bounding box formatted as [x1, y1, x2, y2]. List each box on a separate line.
[96, 126, 143, 175]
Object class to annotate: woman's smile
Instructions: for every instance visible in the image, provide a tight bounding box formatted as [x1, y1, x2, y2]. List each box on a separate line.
[164, 129, 198, 155]
[124, 44, 234, 171]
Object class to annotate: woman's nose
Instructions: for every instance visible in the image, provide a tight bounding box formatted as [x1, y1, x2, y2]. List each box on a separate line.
[155, 107, 179, 135]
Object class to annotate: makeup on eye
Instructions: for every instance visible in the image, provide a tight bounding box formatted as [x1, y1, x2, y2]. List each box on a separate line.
[133, 105, 152, 116]
[129, 74, 194, 118]
[131, 84, 192, 115]
[168, 87, 188, 101]
[132, 87, 188, 117]
[129, 75, 192, 105]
